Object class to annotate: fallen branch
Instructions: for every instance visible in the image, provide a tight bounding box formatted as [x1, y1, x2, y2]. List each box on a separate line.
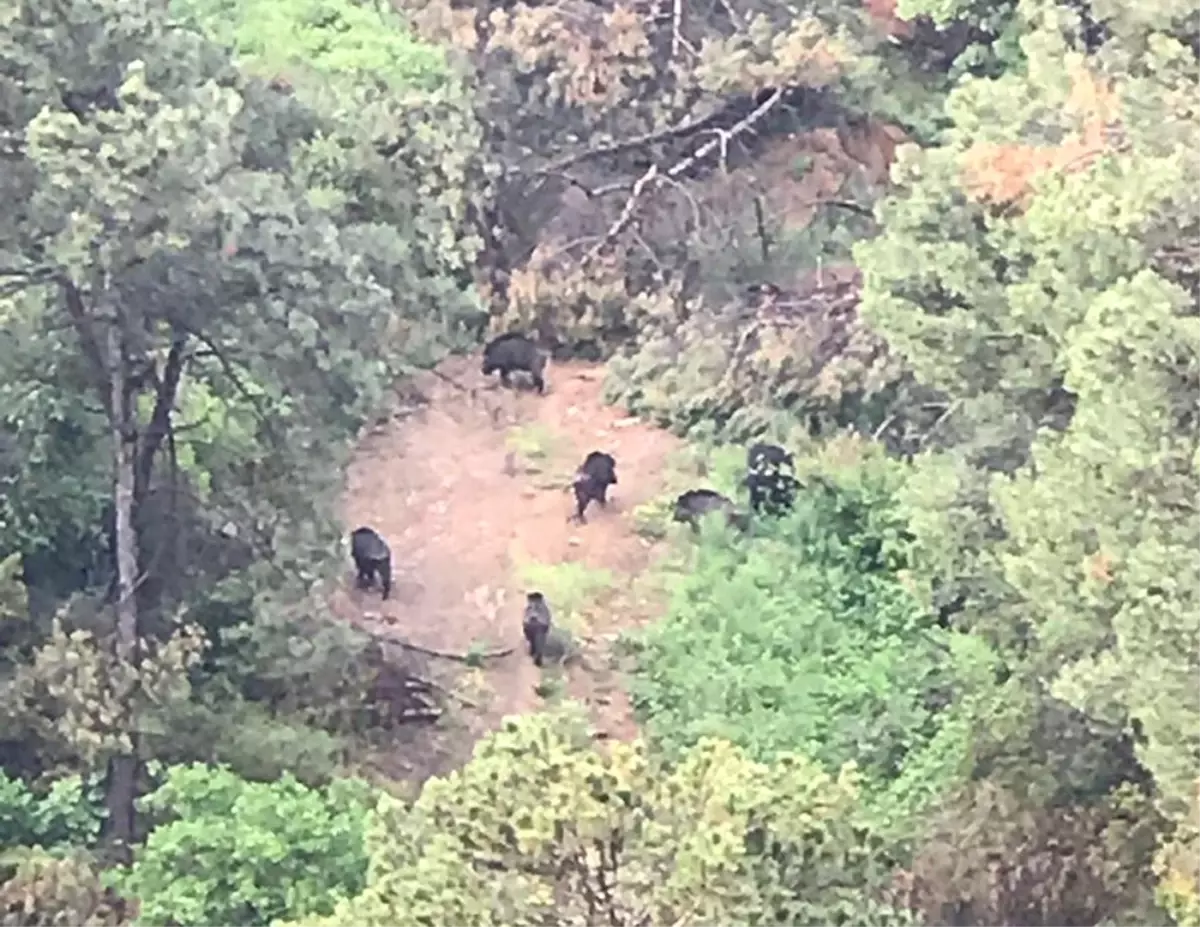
[817, 198, 876, 219]
[428, 368, 474, 394]
[394, 706, 443, 722]
[366, 624, 516, 662]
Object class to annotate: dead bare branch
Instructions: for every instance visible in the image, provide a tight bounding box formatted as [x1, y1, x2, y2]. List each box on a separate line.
[580, 88, 785, 264]
[665, 88, 784, 183]
[134, 327, 188, 499]
[816, 198, 876, 219]
[753, 196, 770, 262]
[629, 227, 668, 276]
[656, 174, 703, 231]
[711, 0, 745, 26]
[533, 101, 736, 179]
[583, 163, 660, 264]
[532, 235, 604, 265]
[428, 368, 475, 395]
[670, 0, 697, 58]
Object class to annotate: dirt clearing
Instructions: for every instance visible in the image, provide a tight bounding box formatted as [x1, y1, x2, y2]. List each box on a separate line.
[335, 355, 685, 783]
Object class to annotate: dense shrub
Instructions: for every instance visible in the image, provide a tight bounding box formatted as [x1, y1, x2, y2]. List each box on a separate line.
[0, 772, 105, 851]
[627, 446, 990, 830]
[111, 765, 374, 927]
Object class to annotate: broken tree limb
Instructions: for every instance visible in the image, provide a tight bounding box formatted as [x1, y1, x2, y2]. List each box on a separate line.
[362, 622, 517, 662]
[582, 164, 659, 264]
[534, 105, 731, 179]
[665, 87, 784, 182]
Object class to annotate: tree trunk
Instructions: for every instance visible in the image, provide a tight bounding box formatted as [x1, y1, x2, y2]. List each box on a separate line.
[103, 310, 141, 861]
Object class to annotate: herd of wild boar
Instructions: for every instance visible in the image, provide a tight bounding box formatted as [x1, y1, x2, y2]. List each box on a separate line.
[349, 333, 801, 667]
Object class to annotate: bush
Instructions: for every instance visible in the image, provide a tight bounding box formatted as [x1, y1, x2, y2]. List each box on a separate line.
[278, 708, 917, 926]
[153, 695, 347, 787]
[0, 772, 105, 851]
[111, 764, 374, 927]
[628, 448, 982, 828]
[495, 253, 635, 358]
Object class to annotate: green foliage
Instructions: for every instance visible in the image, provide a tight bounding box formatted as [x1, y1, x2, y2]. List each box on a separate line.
[630, 496, 675, 539]
[4, 619, 206, 772]
[628, 441, 756, 539]
[111, 764, 374, 927]
[0, 333, 111, 591]
[2, 0, 478, 537]
[497, 255, 635, 357]
[628, 446, 976, 828]
[152, 693, 347, 787]
[855, 0, 1200, 912]
[174, 0, 486, 346]
[1157, 797, 1200, 927]
[0, 0, 483, 804]
[172, 0, 447, 88]
[143, 379, 264, 498]
[897, 780, 1164, 924]
[1, 0, 1195, 919]
[0, 773, 105, 852]
[0, 554, 27, 624]
[279, 708, 915, 926]
[504, 422, 567, 468]
[533, 674, 564, 700]
[210, 587, 405, 737]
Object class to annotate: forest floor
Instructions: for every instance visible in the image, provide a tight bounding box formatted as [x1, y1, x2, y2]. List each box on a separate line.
[333, 354, 686, 785]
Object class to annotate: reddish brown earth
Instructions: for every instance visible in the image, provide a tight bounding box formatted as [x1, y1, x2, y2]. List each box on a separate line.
[333, 355, 684, 783]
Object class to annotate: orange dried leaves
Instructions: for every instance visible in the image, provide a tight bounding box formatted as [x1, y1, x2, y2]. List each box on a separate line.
[862, 0, 915, 39]
[961, 63, 1123, 211]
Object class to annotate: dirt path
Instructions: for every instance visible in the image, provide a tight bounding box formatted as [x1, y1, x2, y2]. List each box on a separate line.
[336, 355, 683, 782]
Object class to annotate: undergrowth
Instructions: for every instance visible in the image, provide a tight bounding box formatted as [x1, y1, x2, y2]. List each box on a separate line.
[625, 441, 990, 833]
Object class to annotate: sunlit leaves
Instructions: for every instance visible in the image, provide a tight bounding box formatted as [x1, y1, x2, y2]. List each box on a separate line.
[112, 764, 374, 926]
[171, 0, 447, 89]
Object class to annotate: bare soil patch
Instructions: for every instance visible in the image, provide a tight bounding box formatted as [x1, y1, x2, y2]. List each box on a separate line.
[334, 355, 684, 783]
